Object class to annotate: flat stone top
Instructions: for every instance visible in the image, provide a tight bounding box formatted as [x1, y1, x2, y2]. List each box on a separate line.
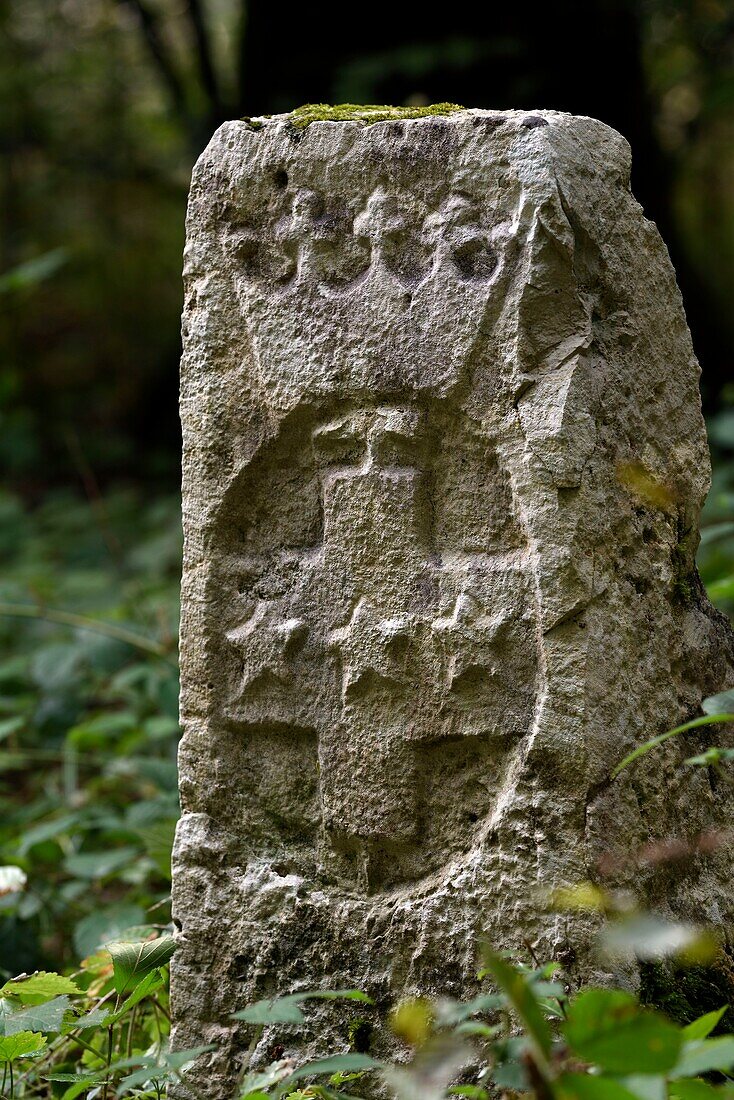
[240, 103, 624, 138]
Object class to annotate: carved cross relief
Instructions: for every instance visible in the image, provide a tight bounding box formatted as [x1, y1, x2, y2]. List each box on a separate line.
[222, 403, 537, 890]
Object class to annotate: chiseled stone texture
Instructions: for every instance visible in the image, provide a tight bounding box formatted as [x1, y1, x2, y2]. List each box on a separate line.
[171, 109, 734, 1097]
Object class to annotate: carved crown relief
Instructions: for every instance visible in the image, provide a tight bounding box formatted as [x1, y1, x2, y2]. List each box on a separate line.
[221, 177, 513, 401]
[225, 185, 500, 294]
[208, 401, 539, 893]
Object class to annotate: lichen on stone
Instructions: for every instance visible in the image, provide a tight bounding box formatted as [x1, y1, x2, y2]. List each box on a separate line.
[287, 102, 465, 129]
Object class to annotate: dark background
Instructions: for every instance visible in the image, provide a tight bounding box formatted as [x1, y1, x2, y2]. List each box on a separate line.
[1, 0, 732, 489]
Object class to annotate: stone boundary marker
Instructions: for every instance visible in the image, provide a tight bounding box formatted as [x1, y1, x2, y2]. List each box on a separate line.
[171, 107, 734, 1098]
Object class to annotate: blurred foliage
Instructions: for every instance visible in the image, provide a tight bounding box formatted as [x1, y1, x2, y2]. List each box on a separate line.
[700, 415, 734, 618]
[0, 0, 732, 483]
[0, 1, 731, 1092]
[0, 487, 181, 975]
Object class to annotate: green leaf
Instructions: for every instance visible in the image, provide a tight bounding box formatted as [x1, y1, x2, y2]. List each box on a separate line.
[234, 989, 372, 1025]
[0, 248, 68, 293]
[481, 948, 552, 1062]
[448, 1088, 490, 1099]
[672, 1037, 734, 1077]
[492, 1060, 529, 1090]
[17, 813, 81, 856]
[117, 1060, 169, 1092]
[564, 989, 682, 1073]
[73, 903, 146, 959]
[599, 916, 717, 964]
[669, 1082, 723, 1100]
[64, 846, 139, 880]
[107, 935, 176, 995]
[699, 523, 734, 548]
[0, 1030, 47, 1061]
[283, 1053, 380, 1086]
[615, 1075, 666, 1100]
[683, 1008, 728, 1041]
[73, 1006, 113, 1030]
[0, 716, 24, 743]
[4, 995, 70, 1034]
[437, 994, 502, 1026]
[238, 1059, 295, 1094]
[556, 1073, 642, 1100]
[136, 819, 177, 880]
[685, 748, 734, 767]
[0, 971, 80, 1003]
[702, 690, 734, 716]
[107, 970, 165, 1022]
[613, 714, 734, 778]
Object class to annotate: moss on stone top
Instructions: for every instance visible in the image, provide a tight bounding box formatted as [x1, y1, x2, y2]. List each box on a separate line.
[287, 102, 465, 129]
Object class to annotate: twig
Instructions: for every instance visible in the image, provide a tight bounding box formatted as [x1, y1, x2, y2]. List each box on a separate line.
[0, 601, 177, 664]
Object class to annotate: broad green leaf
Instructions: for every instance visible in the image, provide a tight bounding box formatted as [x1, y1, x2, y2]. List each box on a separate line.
[73, 903, 146, 959]
[283, 1053, 380, 1086]
[73, 1006, 113, 1029]
[685, 748, 734, 767]
[672, 1037, 734, 1077]
[613, 714, 734, 778]
[64, 846, 139, 880]
[136, 819, 177, 880]
[17, 814, 81, 856]
[391, 999, 433, 1045]
[164, 1046, 216, 1072]
[238, 1059, 296, 1093]
[599, 916, 717, 964]
[117, 1060, 168, 1092]
[54, 1071, 109, 1100]
[235, 989, 372, 1025]
[0, 971, 80, 1003]
[699, 523, 734, 548]
[481, 948, 552, 1062]
[436, 994, 502, 1025]
[564, 989, 682, 1073]
[51, 1053, 163, 1093]
[702, 690, 734, 716]
[4, 995, 70, 1034]
[0, 717, 23, 743]
[107, 970, 165, 1022]
[0, 1030, 47, 1061]
[556, 1073, 642, 1100]
[491, 1060, 529, 1090]
[683, 1008, 728, 1041]
[551, 882, 609, 912]
[0, 248, 67, 293]
[707, 575, 734, 602]
[107, 935, 176, 995]
[455, 1021, 501, 1038]
[669, 1082, 723, 1100]
[615, 1075, 666, 1100]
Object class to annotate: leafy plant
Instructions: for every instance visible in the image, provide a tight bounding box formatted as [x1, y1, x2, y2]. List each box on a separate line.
[0, 933, 209, 1099]
[229, 943, 734, 1100]
[0, 489, 181, 974]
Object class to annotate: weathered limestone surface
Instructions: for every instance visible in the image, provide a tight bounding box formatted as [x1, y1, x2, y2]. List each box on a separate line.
[171, 108, 734, 1096]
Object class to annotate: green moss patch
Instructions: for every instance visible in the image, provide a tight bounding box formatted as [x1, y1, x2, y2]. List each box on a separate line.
[287, 102, 465, 129]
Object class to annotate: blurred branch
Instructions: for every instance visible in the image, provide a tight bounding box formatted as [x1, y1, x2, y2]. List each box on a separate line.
[113, 0, 193, 139]
[0, 602, 177, 664]
[183, 0, 224, 121]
